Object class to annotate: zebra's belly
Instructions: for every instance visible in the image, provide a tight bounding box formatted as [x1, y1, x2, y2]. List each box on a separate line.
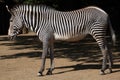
[54, 33, 86, 42]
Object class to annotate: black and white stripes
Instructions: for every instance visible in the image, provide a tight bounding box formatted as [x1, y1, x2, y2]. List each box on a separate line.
[8, 4, 116, 50]
[8, 4, 115, 75]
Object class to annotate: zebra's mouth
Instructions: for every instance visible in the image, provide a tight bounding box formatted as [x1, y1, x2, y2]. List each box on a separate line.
[9, 35, 17, 40]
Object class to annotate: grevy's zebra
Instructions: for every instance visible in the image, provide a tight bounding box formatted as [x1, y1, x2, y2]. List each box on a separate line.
[7, 5, 115, 76]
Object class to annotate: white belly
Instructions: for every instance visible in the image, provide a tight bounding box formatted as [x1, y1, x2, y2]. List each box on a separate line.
[54, 33, 86, 42]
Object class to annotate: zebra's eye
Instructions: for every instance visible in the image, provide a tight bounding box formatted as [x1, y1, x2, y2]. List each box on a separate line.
[10, 20, 13, 22]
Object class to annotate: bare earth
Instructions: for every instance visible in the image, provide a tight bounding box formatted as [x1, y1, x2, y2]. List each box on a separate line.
[0, 32, 120, 80]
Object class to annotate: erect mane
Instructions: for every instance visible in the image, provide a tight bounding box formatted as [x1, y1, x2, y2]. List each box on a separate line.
[11, 4, 55, 12]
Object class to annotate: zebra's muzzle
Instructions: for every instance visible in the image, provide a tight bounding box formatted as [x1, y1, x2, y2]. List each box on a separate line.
[9, 35, 17, 40]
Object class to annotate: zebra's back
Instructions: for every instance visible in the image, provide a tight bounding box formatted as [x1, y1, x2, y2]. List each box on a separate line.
[50, 6, 108, 41]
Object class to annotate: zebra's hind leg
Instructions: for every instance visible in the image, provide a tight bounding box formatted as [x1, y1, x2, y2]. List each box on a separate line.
[100, 45, 108, 75]
[99, 39, 113, 75]
[100, 43, 113, 74]
[107, 48, 113, 74]
[92, 33, 112, 75]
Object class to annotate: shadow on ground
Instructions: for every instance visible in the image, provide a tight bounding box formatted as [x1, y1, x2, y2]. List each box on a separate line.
[0, 34, 120, 73]
[0, 35, 102, 62]
[53, 64, 120, 75]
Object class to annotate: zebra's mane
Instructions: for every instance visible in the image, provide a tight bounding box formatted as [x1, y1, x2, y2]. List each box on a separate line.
[11, 4, 56, 12]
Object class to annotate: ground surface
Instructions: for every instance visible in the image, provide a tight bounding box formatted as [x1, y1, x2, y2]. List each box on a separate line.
[0, 32, 120, 80]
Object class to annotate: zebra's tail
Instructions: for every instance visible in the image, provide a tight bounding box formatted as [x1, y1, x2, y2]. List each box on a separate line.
[108, 18, 116, 46]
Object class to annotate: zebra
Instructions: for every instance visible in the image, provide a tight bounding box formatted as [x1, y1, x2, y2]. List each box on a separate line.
[7, 4, 116, 76]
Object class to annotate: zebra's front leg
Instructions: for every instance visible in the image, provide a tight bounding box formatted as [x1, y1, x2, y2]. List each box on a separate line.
[47, 50, 54, 75]
[38, 41, 49, 76]
[46, 44, 55, 75]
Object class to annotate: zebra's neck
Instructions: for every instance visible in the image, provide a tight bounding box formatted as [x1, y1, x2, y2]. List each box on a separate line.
[14, 5, 55, 32]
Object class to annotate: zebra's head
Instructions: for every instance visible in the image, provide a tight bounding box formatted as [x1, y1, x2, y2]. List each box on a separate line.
[7, 6, 23, 40]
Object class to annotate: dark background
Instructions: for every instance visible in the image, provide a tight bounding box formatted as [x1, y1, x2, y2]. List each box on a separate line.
[0, 0, 119, 35]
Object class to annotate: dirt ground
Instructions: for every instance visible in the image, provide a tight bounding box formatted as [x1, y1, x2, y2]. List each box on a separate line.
[0, 32, 120, 80]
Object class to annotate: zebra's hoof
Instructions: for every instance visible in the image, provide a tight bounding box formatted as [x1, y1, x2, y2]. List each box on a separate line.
[46, 70, 52, 75]
[100, 70, 105, 75]
[37, 72, 43, 76]
[107, 69, 112, 74]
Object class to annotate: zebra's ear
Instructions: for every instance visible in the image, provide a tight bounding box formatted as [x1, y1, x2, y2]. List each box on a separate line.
[6, 5, 15, 16]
